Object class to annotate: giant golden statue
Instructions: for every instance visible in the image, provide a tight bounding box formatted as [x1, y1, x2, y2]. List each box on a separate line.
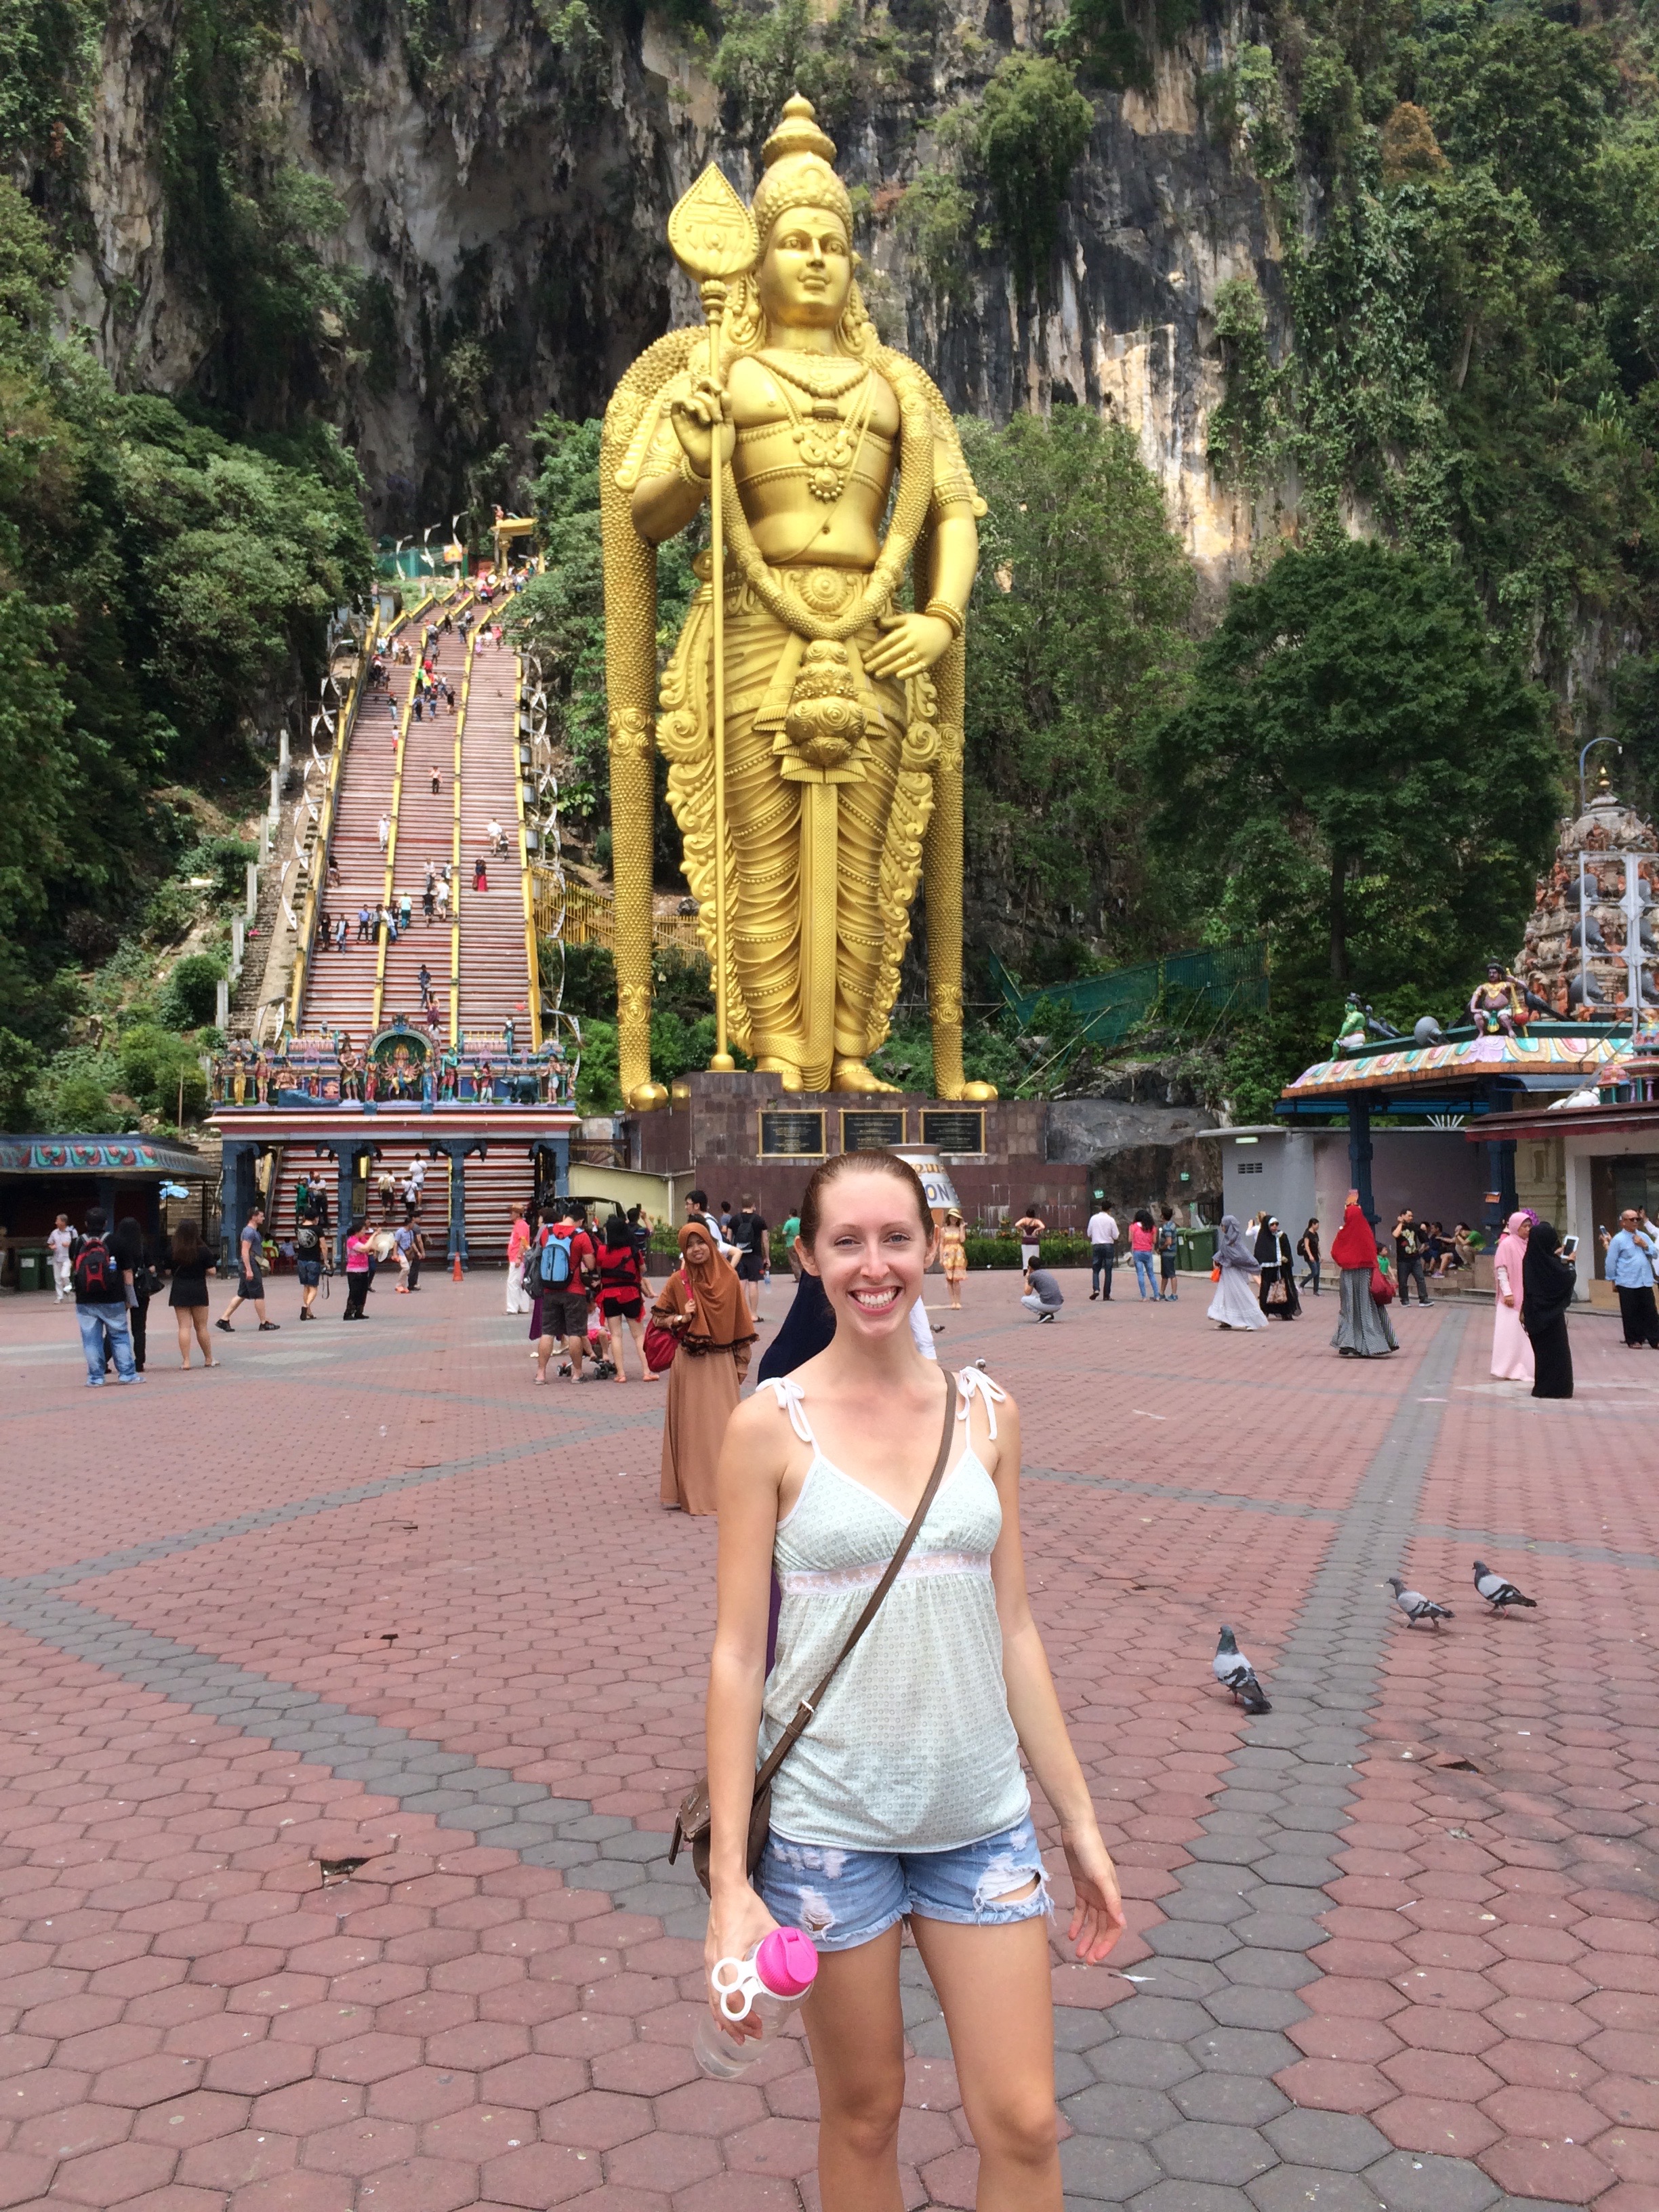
[600, 95, 994, 1105]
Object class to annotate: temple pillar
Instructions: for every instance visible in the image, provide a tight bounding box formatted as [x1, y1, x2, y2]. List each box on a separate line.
[1347, 1097, 1375, 1227]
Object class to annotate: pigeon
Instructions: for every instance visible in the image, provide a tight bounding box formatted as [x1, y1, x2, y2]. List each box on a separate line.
[1213, 1626, 1272, 1713]
[1473, 1560, 1537, 1612]
[1389, 1576, 1454, 1628]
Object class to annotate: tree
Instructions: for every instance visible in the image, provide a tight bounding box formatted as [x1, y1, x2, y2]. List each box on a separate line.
[961, 409, 1194, 972]
[1143, 541, 1561, 1091]
[160, 954, 224, 1030]
[968, 55, 1094, 298]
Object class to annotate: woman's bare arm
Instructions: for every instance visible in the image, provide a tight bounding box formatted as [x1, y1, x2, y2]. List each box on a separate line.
[984, 1391, 1126, 1962]
[703, 1397, 787, 1993]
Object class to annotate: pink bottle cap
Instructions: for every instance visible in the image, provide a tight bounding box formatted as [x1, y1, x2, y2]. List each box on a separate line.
[756, 1927, 819, 1997]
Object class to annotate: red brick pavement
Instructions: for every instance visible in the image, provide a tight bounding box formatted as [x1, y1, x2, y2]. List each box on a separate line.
[1311, 1307, 1659, 2209]
[2, 1268, 1655, 2206]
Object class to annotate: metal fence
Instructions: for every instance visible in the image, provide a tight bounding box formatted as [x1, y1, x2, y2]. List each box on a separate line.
[990, 941, 1269, 1048]
[558, 878, 705, 960]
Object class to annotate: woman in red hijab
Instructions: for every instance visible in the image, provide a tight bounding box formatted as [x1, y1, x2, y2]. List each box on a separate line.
[1331, 1193, 1397, 1358]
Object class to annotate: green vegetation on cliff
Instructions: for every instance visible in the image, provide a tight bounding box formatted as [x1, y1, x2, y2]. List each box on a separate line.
[0, 179, 370, 1125]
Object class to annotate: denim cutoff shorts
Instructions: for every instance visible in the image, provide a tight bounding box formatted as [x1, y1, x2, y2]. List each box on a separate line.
[758, 1816, 1051, 1952]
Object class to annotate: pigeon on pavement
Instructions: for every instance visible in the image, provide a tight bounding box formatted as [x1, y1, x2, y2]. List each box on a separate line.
[1389, 1575, 1454, 1628]
[1213, 1626, 1272, 1713]
[1473, 1559, 1537, 1611]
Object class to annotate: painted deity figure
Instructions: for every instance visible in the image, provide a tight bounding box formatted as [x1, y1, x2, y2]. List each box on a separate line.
[1469, 962, 1527, 1037]
[604, 97, 991, 1100]
[1334, 997, 1369, 1055]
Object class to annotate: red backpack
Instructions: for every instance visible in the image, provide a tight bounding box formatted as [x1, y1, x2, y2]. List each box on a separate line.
[71, 1237, 121, 1302]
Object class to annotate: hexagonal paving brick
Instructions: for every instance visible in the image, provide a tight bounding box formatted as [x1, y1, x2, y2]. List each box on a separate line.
[1065, 2083, 1183, 2142]
[1150, 2119, 1277, 2185]
[1059, 2132, 1163, 2201]
[1248, 2169, 1387, 2212]
[302, 2115, 419, 2174]
[131, 2089, 250, 2148]
[1361, 2148, 1500, 2212]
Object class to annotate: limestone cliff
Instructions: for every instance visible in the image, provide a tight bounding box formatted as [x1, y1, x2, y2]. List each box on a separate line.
[59, 0, 1276, 579]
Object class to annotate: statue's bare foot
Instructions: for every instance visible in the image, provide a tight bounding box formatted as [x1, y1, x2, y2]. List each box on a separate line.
[832, 1059, 901, 1094]
[756, 1058, 804, 1093]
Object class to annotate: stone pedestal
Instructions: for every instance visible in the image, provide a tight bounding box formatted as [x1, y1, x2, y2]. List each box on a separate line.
[630, 1071, 1090, 1229]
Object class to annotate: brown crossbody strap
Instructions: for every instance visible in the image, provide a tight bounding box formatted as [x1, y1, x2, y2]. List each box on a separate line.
[751, 1376, 958, 1797]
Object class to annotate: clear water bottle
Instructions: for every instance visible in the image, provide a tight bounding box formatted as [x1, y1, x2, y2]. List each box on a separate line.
[693, 1927, 819, 2078]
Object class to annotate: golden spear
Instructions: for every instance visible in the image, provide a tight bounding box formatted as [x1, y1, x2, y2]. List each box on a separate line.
[668, 165, 758, 1075]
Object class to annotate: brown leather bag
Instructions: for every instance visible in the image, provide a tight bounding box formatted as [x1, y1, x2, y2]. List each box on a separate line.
[670, 1378, 959, 1896]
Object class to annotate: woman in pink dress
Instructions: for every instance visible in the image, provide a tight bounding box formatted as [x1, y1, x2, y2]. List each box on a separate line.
[1491, 1211, 1534, 1381]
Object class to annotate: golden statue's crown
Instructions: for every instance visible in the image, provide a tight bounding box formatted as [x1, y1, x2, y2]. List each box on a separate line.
[752, 94, 852, 247]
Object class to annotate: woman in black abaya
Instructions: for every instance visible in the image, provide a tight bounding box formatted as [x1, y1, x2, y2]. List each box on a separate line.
[1255, 1216, 1300, 1319]
[1521, 1220, 1576, 1400]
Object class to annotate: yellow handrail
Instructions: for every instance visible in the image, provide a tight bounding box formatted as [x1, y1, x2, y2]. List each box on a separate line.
[288, 583, 445, 1035]
[450, 624, 479, 1046]
[369, 646, 419, 1031]
[287, 649, 367, 1032]
[511, 654, 542, 1052]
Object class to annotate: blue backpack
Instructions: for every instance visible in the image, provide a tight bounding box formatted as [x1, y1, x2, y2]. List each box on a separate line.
[539, 1231, 573, 1286]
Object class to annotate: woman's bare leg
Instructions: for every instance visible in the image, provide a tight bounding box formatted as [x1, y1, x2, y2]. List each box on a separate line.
[178, 1311, 192, 1368]
[609, 1317, 630, 1382]
[628, 1314, 658, 1379]
[910, 1910, 1061, 2210]
[801, 1924, 907, 2212]
[190, 1308, 216, 1366]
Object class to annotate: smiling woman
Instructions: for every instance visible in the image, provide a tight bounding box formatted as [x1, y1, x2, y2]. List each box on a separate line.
[699, 1147, 1126, 2210]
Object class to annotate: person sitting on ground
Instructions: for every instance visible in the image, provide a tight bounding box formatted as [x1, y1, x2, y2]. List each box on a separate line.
[1020, 1258, 1064, 1322]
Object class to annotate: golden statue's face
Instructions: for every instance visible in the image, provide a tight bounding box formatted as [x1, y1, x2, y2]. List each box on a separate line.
[758, 211, 853, 329]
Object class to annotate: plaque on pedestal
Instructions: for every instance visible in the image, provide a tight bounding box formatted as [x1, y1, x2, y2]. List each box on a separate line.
[840, 1108, 906, 1152]
[759, 1109, 827, 1158]
[921, 1109, 985, 1155]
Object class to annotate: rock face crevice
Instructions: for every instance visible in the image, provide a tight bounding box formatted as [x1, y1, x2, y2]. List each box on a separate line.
[58, 0, 1279, 573]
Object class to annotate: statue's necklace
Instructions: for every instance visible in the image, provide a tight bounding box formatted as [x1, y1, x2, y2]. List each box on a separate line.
[762, 354, 875, 502]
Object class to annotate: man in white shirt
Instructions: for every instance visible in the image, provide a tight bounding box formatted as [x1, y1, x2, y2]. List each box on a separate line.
[377, 813, 390, 852]
[47, 1214, 77, 1302]
[403, 1158, 426, 1218]
[1086, 1196, 1119, 1302]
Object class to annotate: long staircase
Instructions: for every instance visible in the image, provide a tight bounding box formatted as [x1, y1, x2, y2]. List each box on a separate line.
[455, 624, 538, 1257]
[265, 594, 544, 1262]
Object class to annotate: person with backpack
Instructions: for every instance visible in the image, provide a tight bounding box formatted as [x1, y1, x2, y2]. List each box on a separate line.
[110, 1216, 156, 1372]
[295, 1200, 327, 1319]
[72, 1207, 140, 1386]
[595, 1210, 655, 1385]
[729, 1193, 770, 1323]
[534, 1202, 597, 1385]
[217, 1204, 279, 1334]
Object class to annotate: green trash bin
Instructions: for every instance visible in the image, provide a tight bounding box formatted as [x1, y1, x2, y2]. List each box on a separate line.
[1176, 1227, 1216, 1274]
[17, 1249, 43, 1292]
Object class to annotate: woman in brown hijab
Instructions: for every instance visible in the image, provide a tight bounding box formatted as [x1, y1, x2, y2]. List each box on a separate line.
[653, 1221, 756, 1513]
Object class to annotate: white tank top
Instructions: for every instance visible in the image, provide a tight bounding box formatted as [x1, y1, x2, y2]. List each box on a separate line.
[758, 1370, 1029, 1853]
